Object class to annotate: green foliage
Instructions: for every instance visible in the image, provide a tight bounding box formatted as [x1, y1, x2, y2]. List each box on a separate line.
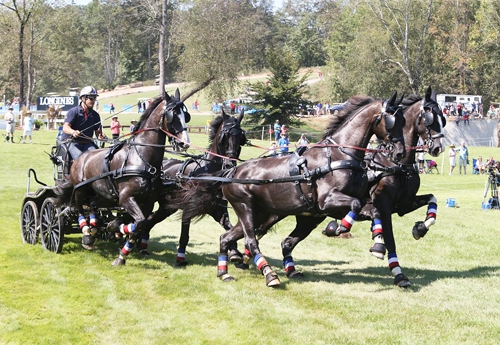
[246, 49, 310, 128]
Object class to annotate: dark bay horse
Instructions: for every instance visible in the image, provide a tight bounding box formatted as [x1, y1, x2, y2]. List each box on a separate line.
[179, 94, 407, 287]
[135, 109, 248, 265]
[54, 89, 191, 265]
[324, 86, 446, 287]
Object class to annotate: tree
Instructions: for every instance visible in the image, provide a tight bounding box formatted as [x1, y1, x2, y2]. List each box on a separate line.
[175, 0, 272, 102]
[366, 0, 435, 94]
[0, 0, 43, 108]
[246, 48, 310, 128]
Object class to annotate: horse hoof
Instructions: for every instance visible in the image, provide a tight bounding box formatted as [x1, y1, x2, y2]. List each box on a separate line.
[322, 220, 339, 237]
[112, 257, 126, 266]
[337, 232, 352, 239]
[82, 234, 95, 250]
[234, 262, 249, 270]
[176, 260, 189, 267]
[412, 221, 428, 240]
[219, 273, 235, 282]
[139, 249, 150, 256]
[229, 249, 243, 263]
[394, 274, 411, 288]
[265, 271, 281, 288]
[369, 243, 386, 260]
[287, 270, 304, 279]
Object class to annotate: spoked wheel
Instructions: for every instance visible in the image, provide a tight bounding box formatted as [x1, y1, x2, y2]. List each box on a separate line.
[40, 197, 64, 253]
[20, 200, 39, 245]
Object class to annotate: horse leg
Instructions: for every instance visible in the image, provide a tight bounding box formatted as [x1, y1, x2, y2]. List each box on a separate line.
[367, 207, 386, 260]
[176, 217, 190, 266]
[73, 189, 98, 250]
[238, 214, 284, 270]
[138, 206, 175, 257]
[321, 196, 364, 236]
[208, 203, 242, 263]
[111, 197, 149, 266]
[373, 204, 411, 288]
[217, 223, 245, 282]
[411, 195, 437, 240]
[282, 216, 326, 279]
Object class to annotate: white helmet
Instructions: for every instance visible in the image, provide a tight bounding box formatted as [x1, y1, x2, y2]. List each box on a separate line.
[80, 86, 98, 98]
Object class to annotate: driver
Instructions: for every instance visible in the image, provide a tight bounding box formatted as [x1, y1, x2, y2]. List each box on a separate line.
[61, 86, 106, 160]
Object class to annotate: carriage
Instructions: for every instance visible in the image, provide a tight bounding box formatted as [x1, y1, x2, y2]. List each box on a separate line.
[19, 89, 192, 257]
[19, 137, 128, 253]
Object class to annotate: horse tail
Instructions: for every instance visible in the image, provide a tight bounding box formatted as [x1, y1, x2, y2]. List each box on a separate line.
[53, 178, 73, 207]
[174, 175, 226, 221]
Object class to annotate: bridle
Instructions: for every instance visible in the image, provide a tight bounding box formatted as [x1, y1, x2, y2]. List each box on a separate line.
[374, 100, 406, 160]
[416, 100, 445, 151]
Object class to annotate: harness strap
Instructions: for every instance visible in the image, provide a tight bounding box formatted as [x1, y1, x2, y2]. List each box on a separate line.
[74, 166, 159, 190]
[180, 160, 364, 185]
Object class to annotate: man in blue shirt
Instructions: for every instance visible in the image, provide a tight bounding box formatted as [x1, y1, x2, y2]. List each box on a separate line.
[274, 120, 281, 141]
[60, 86, 106, 160]
[278, 133, 289, 156]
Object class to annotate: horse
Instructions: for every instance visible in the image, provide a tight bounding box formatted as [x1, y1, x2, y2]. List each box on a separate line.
[54, 88, 191, 266]
[178, 93, 407, 287]
[135, 109, 248, 265]
[323, 87, 445, 287]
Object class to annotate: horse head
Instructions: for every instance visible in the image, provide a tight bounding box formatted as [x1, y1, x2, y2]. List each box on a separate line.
[416, 86, 445, 157]
[164, 88, 191, 151]
[373, 91, 407, 161]
[210, 108, 247, 168]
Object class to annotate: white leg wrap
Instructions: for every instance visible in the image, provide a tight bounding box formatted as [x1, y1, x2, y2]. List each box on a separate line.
[424, 217, 436, 228]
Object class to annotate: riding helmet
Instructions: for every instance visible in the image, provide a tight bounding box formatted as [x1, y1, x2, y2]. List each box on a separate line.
[80, 86, 99, 98]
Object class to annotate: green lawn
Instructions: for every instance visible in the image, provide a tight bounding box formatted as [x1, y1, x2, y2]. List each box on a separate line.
[1, 127, 500, 344]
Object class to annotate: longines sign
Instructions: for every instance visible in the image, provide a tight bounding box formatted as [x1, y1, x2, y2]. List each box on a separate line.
[37, 96, 79, 111]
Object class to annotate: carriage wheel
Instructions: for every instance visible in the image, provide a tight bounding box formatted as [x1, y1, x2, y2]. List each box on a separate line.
[40, 197, 64, 253]
[20, 200, 39, 245]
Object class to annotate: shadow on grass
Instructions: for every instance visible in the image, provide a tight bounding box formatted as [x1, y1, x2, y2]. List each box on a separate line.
[58, 234, 499, 291]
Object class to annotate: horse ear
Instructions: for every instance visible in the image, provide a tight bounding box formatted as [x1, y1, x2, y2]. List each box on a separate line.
[430, 88, 437, 101]
[175, 88, 180, 100]
[237, 108, 245, 124]
[388, 91, 397, 106]
[222, 108, 229, 121]
[397, 93, 405, 105]
[164, 90, 171, 102]
[425, 86, 432, 101]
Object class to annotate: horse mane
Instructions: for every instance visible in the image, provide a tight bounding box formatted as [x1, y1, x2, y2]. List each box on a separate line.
[400, 94, 422, 112]
[208, 115, 224, 148]
[322, 95, 374, 140]
[135, 96, 164, 130]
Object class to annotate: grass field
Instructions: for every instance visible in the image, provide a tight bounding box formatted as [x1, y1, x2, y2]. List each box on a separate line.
[1, 124, 500, 344]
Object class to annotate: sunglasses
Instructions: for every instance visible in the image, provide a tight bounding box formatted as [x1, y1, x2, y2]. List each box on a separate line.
[86, 96, 97, 100]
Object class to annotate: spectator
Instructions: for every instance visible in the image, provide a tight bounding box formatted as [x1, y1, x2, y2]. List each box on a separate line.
[458, 141, 469, 174]
[273, 120, 281, 141]
[278, 133, 289, 156]
[417, 150, 426, 173]
[110, 102, 115, 114]
[110, 116, 121, 141]
[130, 119, 137, 133]
[22, 111, 34, 144]
[268, 141, 277, 156]
[297, 133, 309, 147]
[4, 106, 15, 143]
[137, 100, 142, 114]
[463, 111, 469, 125]
[448, 144, 456, 175]
[280, 124, 289, 137]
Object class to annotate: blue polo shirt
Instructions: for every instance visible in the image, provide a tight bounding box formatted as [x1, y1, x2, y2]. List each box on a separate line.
[61, 104, 101, 143]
